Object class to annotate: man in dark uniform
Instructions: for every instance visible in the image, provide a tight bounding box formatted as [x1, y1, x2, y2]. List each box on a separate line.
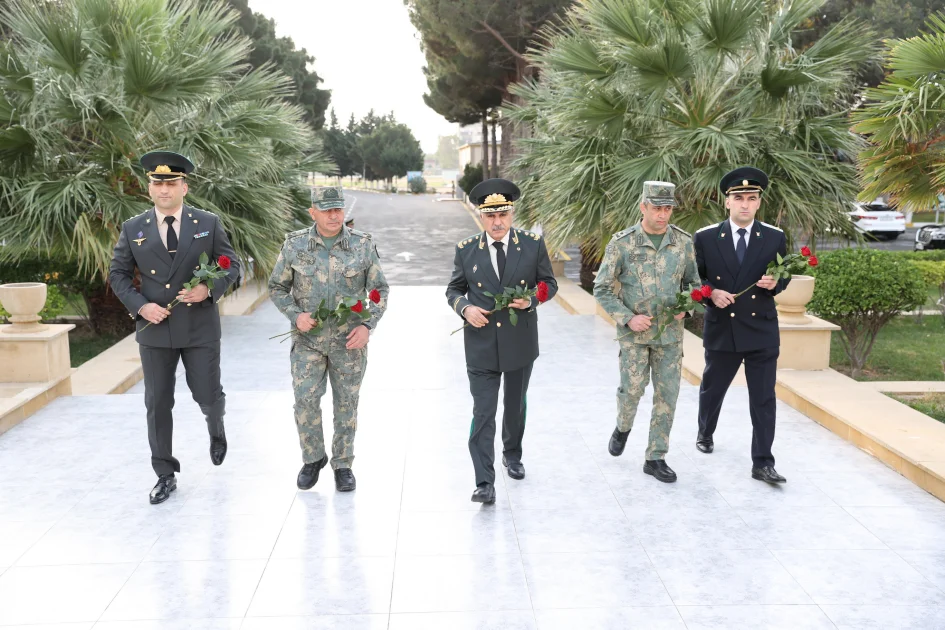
[693, 167, 788, 483]
[109, 151, 240, 504]
[446, 178, 558, 504]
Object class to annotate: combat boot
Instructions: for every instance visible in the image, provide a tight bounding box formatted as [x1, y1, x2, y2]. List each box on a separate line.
[608, 428, 630, 456]
[297, 456, 328, 490]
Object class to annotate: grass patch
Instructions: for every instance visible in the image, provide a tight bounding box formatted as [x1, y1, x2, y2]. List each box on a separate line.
[831, 316, 945, 381]
[912, 212, 943, 224]
[889, 393, 945, 423]
[68, 328, 122, 368]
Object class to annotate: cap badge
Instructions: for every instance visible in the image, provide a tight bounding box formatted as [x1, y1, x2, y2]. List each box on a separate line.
[484, 193, 507, 205]
[155, 165, 172, 174]
[742, 179, 748, 186]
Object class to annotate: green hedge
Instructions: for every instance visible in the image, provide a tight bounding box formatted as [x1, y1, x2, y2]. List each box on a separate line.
[893, 250, 945, 262]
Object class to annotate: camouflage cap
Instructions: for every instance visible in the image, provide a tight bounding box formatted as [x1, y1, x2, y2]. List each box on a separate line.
[312, 186, 345, 211]
[641, 181, 677, 207]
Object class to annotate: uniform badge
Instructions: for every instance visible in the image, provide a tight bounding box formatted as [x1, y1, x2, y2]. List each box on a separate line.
[756, 231, 761, 237]
[473, 264, 477, 273]
[194, 231, 210, 239]
[720, 232, 726, 238]
[133, 231, 146, 246]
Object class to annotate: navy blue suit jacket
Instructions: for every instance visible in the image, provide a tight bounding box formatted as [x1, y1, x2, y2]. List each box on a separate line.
[693, 220, 789, 353]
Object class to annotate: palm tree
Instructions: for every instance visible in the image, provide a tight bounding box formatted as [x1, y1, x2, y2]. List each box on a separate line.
[506, 0, 879, 287]
[0, 0, 332, 334]
[854, 13, 945, 211]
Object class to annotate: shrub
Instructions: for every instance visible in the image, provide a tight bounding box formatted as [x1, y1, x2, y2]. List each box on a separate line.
[896, 251, 945, 262]
[409, 177, 428, 194]
[808, 249, 927, 378]
[458, 163, 483, 196]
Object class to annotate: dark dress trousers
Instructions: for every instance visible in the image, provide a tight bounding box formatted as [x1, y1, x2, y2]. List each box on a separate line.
[446, 229, 558, 485]
[109, 206, 240, 476]
[693, 220, 788, 468]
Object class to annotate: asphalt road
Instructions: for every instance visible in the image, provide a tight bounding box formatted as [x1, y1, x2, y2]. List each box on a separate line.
[343, 191, 479, 286]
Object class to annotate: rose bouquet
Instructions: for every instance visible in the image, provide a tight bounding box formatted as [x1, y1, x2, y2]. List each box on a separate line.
[451, 281, 550, 335]
[733, 247, 818, 300]
[617, 284, 712, 341]
[270, 289, 382, 342]
[141, 253, 231, 330]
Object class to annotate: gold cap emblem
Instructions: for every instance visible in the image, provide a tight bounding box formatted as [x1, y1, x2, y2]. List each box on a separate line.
[155, 165, 172, 174]
[742, 179, 748, 186]
[484, 193, 507, 205]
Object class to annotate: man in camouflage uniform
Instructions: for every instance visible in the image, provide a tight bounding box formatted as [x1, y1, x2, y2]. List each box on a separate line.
[594, 181, 701, 483]
[268, 187, 389, 492]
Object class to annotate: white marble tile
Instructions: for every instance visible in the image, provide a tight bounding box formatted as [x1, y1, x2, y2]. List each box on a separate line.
[534, 606, 686, 629]
[845, 505, 945, 551]
[774, 549, 945, 605]
[676, 604, 836, 629]
[18, 514, 168, 566]
[247, 557, 394, 617]
[647, 549, 812, 606]
[0, 520, 54, 565]
[100, 560, 266, 621]
[391, 553, 531, 613]
[899, 551, 945, 591]
[3, 624, 95, 630]
[240, 616, 389, 630]
[522, 551, 672, 609]
[0, 563, 137, 625]
[93, 620, 243, 630]
[396, 509, 520, 556]
[389, 610, 537, 630]
[270, 503, 399, 558]
[735, 505, 887, 550]
[821, 605, 945, 629]
[512, 506, 638, 554]
[626, 503, 765, 551]
[144, 513, 285, 561]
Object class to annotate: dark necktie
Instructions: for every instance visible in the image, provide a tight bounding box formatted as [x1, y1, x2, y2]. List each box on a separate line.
[492, 241, 506, 279]
[164, 215, 178, 258]
[736, 227, 747, 265]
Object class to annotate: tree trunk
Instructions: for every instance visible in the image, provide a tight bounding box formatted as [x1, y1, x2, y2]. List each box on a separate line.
[481, 112, 490, 180]
[491, 116, 499, 177]
[82, 282, 135, 338]
[579, 238, 602, 293]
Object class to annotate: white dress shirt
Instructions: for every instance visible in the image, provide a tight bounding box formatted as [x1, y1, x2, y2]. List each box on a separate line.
[486, 230, 511, 279]
[730, 220, 754, 254]
[155, 206, 183, 251]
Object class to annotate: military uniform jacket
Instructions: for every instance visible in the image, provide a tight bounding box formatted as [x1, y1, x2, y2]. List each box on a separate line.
[594, 223, 701, 346]
[694, 220, 789, 353]
[446, 228, 558, 373]
[109, 205, 240, 349]
[268, 225, 389, 336]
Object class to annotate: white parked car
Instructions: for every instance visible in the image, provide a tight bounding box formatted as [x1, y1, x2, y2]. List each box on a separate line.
[847, 202, 906, 240]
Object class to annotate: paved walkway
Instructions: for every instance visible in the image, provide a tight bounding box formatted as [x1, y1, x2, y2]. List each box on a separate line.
[2, 195, 945, 629]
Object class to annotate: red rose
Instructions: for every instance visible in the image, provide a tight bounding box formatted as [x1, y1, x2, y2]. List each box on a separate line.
[690, 288, 703, 302]
[218, 256, 231, 270]
[808, 256, 818, 267]
[536, 281, 549, 303]
[800, 246, 812, 257]
[351, 300, 364, 313]
[369, 289, 381, 304]
[700, 284, 713, 299]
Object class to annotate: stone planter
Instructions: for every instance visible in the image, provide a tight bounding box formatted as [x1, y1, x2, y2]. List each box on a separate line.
[0, 282, 48, 333]
[774, 275, 815, 325]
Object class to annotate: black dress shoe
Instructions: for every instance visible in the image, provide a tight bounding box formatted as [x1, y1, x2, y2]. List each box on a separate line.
[752, 466, 787, 484]
[149, 474, 177, 505]
[608, 428, 631, 457]
[643, 459, 677, 483]
[334, 468, 356, 492]
[297, 456, 328, 490]
[210, 435, 227, 466]
[471, 483, 496, 504]
[502, 456, 525, 480]
[696, 432, 714, 454]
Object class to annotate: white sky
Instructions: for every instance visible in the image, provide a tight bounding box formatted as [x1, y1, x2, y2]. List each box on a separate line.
[247, 0, 458, 153]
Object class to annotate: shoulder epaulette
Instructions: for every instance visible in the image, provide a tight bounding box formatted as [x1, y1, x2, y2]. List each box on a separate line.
[696, 223, 720, 233]
[521, 229, 540, 240]
[457, 233, 480, 249]
[612, 227, 635, 240]
[349, 228, 373, 239]
[670, 224, 691, 237]
[285, 227, 309, 240]
[759, 221, 783, 232]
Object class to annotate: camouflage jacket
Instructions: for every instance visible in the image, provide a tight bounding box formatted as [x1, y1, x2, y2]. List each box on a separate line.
[594, 223, 700, 346]
[268, 225, 389, 334]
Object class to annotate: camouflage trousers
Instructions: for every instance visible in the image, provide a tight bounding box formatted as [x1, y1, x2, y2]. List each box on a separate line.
[616, 342, 683, 460]
[290, 335, 367, 470]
